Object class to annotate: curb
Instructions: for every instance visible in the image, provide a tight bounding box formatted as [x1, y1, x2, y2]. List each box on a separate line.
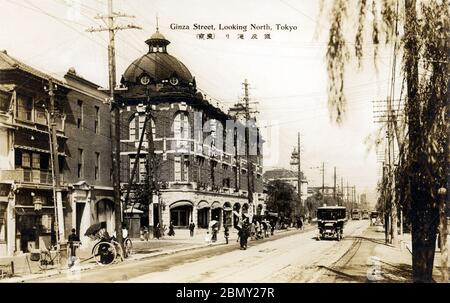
[1, 227, 311, 282]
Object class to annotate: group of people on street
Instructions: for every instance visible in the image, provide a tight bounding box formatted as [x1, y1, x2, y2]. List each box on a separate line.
[250, 219, 272, 240]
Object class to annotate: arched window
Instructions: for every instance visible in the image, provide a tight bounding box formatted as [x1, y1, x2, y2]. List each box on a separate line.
[173, 111, 190, 150]
[129, 113, 155, 141]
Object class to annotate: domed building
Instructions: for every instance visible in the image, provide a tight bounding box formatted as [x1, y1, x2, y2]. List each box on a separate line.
[117, 29, 265, 236]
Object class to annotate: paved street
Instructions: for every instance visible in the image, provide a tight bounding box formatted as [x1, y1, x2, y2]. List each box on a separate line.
[31, 220, 371, 283]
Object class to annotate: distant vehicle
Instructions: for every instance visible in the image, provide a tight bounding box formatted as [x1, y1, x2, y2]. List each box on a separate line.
[316, 206, 347, 241]
[362, 209, 369, 220]
[351, 209, 361, 220]
[370, 211, 379, 225]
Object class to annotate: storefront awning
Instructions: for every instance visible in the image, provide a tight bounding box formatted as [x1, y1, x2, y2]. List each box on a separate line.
[170, 201, 193, 209]
[14, 145, 66, 156]
[197, 201, 209, 209]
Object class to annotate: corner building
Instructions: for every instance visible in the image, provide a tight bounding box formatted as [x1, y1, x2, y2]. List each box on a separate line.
[118, 30, 265, 233]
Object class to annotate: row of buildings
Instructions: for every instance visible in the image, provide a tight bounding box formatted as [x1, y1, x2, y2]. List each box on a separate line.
[0, 29, 267, 256]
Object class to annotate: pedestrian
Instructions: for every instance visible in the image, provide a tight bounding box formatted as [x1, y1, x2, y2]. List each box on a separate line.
[211, 226, 218, 243]
[298, 217, 303, 230]
[189, 220, 195, 237]
[168, 221, 175, 236]
[68, 228, 80, 267]
[271, 222, 275, 236]
[262, 221, 268, 238]
[266, 222, 271, 238]
[205, 231, 212, 245]
[250, 221, 256, 240]
[224, 226, 229, 244]
[255, 221, 260, 240]
[240, 222, 250, 250]
[154, 223, 161, 239]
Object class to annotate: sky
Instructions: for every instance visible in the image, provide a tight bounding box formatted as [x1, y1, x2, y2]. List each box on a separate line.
[0, 0, 403, 206]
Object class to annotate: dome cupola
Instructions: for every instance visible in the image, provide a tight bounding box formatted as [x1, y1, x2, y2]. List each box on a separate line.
[145, 29, 170, 53]
[121, 28, 195, 91]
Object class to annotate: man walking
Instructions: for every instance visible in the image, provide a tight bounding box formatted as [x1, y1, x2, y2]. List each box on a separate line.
[239, 221, 250, 250]
[189, 220, 195, 237]
[68, 228, 80, 267]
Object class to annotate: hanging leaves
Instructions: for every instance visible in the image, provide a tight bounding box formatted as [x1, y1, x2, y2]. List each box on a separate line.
[355, 0, 368, 68]
[326, 0, 349, 124]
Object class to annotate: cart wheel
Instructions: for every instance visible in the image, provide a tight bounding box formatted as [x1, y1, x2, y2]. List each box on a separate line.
[93, 242, 116, 265]
[124, 238, 133, 257]
[91, 242, 100, 257]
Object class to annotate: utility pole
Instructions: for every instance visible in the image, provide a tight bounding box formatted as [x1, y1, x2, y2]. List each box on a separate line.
[333, 166, 337, 203]
[47, 79, 66, 251]
[243, 79, 254, 206]
[86, 0, 141, 255]
[438, 188, 448, 282]
[298, 133, 302, 207]
[340, 177, 343, 206]
[290, 133, 302, 216]
[346, 180, 349, 208]
[321, 162, 325, 204]
[144, 86, 160, 234]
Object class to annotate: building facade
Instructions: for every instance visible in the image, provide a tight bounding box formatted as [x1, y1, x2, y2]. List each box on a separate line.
[263, 168, 309, 202]
[0, 50, 114, 256]
[118, 30, 266, 234]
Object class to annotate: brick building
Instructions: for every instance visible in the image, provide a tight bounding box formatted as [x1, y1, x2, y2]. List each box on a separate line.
[0, 50, 114, 256]
[118, 29, 266, 233]
[263, 168, 309, 202]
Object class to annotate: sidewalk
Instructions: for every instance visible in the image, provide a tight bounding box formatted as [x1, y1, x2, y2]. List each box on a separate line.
[318, 224, 449, 282]
[0, 226, 305, 282]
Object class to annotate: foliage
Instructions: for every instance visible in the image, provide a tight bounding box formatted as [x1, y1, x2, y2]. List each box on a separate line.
[320, 0, 449, 282]
[265, 180, 296, 219]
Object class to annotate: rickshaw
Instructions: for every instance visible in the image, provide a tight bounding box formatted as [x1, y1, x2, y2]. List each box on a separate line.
[316, 206, 346, 241]
[85, 222, 131, 265]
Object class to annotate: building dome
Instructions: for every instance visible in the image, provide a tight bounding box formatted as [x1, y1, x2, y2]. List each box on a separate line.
[121, 30, 195, 89]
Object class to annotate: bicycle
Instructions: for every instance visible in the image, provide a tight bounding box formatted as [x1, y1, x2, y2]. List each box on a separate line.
[30, 246, 66, 270]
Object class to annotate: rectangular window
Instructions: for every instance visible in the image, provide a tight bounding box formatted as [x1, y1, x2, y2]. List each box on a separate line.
[35, 105, 47, 125]
[32, 153, 40, 169]
[174, 156, 181, 182]
[17, 95, 33, 121]
[130, 157, 146, 183]
[78, 148, 84, 178]
[183, 155, 189, 182]
[0, 203, 6, 242]
[129, 157, 135, 181]
[129, 117, 136, 140]
[22, 153, 31, 168]
[94, 106, 100, 134]
[77, 100, 83, 129]
[94, 152, 100, 180]
[139, 158, 146, 182]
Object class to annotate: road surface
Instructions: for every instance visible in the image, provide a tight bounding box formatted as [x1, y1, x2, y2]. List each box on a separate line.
[34, 220, 369, 282]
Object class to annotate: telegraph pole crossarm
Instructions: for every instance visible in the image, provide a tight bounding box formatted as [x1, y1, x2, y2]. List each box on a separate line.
[86, 0, 141, 259]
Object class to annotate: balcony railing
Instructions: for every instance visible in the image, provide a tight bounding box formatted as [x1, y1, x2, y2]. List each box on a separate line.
[0, 169, 63, 186]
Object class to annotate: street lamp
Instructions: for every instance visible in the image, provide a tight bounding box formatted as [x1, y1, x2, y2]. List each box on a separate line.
[33, 196, 43, 212]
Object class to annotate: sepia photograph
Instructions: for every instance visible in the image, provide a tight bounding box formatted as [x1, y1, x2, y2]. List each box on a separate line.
[0, 0, 448, 291]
